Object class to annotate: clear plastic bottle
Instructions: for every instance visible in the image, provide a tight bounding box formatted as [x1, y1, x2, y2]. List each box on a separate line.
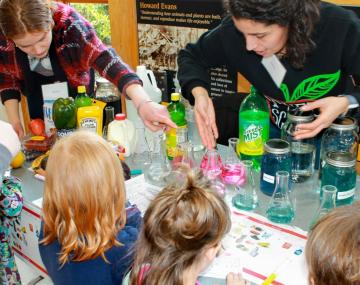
[232, 160, 258, 211]
[107, 113, 136, 157]
[266, 171, 295, 224]
[238, 86, 269, 171]
[309, 185, 337, 229]
[221, 138, 246, 186]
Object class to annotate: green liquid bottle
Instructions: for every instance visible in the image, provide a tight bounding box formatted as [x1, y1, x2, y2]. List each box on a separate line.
[75, 85, 92, 108]
[237, 86, 269, 171]
[166, 93, 187, 160]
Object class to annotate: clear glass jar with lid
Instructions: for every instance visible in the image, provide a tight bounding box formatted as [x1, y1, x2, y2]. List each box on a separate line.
[319, 117, 359, 180]
[281, 109, 316, 183]
[321, 151, 356, 206]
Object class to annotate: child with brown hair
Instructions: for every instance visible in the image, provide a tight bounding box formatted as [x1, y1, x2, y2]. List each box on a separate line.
[39, 131, 141, 285]
[305, 203, 360, 285]
[127, 166, 249, 285]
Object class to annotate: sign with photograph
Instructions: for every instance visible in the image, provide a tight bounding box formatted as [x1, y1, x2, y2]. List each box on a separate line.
[136, 0, 237, 99]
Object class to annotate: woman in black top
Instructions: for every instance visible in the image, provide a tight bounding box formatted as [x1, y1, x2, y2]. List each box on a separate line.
[178, 0, 360, 148]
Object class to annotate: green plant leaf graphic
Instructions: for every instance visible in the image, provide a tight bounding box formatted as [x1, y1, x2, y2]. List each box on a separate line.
[289, 70, 340, 102]
[280, 83, 290, 102]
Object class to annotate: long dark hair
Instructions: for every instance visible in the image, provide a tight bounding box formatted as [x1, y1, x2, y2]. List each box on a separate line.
[129, 167, 231, 285]
[224, 0, 321, 68]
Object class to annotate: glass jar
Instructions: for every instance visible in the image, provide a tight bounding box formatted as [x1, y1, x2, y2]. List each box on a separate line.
[319, 117, 359, 180]
[260, 139, 291, 196]
[95, 77, 121, 115]
[281, 110, 316, 183]
[321, 151, 356, 206]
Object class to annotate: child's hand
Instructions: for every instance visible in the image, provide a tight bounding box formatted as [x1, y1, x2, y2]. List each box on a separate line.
[226, 272, 250, 285]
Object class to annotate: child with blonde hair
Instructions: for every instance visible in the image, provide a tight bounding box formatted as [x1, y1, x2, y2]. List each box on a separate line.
[39, 131, 141, 285]
[128, 166, 248, 285]
[305, 203, 360, 285]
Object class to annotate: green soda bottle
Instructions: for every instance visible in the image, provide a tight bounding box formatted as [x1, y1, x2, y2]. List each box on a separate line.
[166, 93, 187, 160]
[237, 86, 269, 171]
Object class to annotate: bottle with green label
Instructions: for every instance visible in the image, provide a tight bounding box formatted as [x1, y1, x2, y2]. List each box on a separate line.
[238, 86, 269, 171]
[166, 93, 187, 160]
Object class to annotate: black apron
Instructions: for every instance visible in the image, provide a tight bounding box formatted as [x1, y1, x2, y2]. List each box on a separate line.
[15, 41, 94, 119]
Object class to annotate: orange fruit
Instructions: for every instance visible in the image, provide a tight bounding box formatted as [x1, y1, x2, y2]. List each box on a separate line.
[11, 151, 25, 169]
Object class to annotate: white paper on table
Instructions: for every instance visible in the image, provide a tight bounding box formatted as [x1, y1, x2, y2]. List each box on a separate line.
[200, 209, 309, 285]
[200, 251, 244, 279]
[125, 174, 162, 215]
[32, 197, 43, 208]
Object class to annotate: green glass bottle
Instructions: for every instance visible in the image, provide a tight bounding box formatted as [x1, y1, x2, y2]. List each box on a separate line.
[237, 86, 270, 171]
[166, 93, 187, 160]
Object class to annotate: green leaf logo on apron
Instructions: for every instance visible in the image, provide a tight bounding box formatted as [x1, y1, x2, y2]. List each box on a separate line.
[280, 70, 341, 102]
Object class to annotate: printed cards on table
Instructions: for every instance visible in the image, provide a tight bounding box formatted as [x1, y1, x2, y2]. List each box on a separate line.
[201, 208, 309, 285]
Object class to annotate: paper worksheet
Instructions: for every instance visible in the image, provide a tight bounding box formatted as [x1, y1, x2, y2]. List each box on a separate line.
[125, 174, 162, 214]
[201, 209, 309, 285]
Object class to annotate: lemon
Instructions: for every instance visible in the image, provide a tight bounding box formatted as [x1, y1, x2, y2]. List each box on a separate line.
[11, 151, 25, 169]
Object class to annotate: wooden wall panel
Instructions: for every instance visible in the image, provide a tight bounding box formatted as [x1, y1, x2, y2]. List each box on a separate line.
[108, 0, 139, 70]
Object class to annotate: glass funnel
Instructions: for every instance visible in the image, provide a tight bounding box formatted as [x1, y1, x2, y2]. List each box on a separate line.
[266, 171, 295, 224]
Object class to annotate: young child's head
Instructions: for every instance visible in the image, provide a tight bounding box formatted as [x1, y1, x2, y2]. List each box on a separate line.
[130, 166, 231, 285]
[305, 203, 360, 285]
[41, 131, 126, 265]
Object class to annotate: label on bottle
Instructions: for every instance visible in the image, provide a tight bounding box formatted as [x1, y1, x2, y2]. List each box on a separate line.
[337, 188, 355, 200]
[239, 111, 269, 156]
[80, 118, 97, 133]
[166, 125, 187, 159]
[240, 124, 265, 156]
[263, 173, 275, 184]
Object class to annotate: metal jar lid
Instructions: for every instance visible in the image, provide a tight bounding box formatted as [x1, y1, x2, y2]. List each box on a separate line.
[325, 151, 356, 168]
[96, 77, 112, 88]
[264, 139, 290, 154]
[329, 117, 357, 131]
[287, 109, 314, 123]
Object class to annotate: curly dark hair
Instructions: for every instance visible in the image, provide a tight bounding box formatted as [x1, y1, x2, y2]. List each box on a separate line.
[223, 0, 321, 69]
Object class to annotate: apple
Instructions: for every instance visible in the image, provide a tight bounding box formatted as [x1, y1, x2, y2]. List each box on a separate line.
[28, 118, 45, 136]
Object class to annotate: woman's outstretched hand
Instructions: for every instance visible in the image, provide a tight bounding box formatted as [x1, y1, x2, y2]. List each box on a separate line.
[192, 87, 218, 149]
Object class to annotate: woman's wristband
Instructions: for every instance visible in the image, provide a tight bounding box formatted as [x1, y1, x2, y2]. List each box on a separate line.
[136, 100, 153, 115]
